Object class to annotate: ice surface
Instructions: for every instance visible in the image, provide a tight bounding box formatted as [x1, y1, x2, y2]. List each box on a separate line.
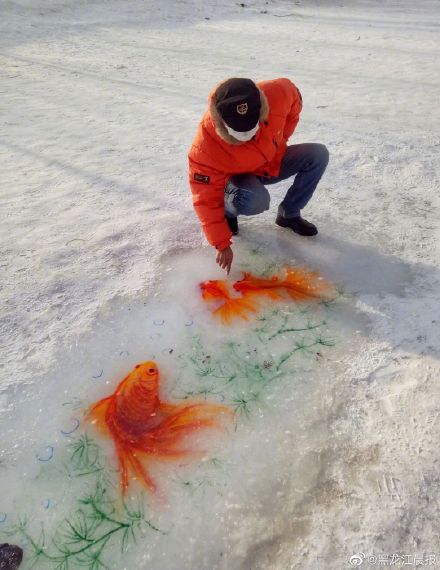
[0, 247, 356, 569]
[1, 0, 440, 568]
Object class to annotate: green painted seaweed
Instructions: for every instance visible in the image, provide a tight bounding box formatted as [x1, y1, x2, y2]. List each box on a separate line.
[180, 296, 338, 421]
[2, 436, 164, 569]
[172, 456, 227, 499]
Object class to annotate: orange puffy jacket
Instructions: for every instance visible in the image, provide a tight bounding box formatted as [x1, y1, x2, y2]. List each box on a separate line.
[188, 77, 303, 251]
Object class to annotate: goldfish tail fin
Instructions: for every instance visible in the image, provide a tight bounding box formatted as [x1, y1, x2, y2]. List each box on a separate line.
[115, 444, 130, 495]
[283, 268, 333, 301]
[128, 452, 157, 493]
[135, 444, 199, 461]
[213, 296, 259, 324]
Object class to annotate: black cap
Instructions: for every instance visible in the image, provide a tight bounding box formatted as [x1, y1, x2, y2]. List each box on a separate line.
[214, 78, 261, 132]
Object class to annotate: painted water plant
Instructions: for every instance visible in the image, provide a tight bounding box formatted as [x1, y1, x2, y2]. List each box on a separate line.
[1, 435, 164, 569]
[178, 300, 337, 421]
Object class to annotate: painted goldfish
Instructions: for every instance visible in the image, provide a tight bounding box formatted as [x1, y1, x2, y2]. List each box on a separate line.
[200, 267, 333, 324]
[199, 280, 259, 324]
[85, 361, 231, 495]
[233, 267, 332, 302]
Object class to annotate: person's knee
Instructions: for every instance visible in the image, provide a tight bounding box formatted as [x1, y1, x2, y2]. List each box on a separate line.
[313, 143, 329, 167]
[240, 188, 270, 215]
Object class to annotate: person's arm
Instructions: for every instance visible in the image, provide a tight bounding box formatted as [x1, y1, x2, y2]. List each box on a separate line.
[279, 78, 303, 141]
[189, 158, 233, 253]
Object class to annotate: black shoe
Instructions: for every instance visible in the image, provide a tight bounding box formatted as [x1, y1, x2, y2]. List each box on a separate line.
[275, 214, 318, 236]
[0, 543, 23, 569]
[226, 215, 238, 236]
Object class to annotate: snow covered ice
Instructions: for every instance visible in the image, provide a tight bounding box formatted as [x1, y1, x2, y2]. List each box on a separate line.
[1, 0, 440, 569]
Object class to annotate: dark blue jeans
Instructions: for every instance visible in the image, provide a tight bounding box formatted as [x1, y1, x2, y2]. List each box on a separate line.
[224, 143, 329, 219]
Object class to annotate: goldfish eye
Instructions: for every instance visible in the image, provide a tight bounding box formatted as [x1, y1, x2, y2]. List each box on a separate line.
[135, 365, 140, 369]
[147, 367, 156, 374]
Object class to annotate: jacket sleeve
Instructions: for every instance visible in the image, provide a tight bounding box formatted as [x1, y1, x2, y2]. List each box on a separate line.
[188, 156, 232, 251]
[280, 78, 303, 141]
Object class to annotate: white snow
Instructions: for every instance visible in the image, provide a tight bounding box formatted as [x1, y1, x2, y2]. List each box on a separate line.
[1, 0, 440, 569]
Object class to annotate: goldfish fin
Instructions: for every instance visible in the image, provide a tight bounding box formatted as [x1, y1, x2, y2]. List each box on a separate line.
[127, 452, 157, 493]
[84, 396, 112, 432]
[115, 443, 158, 495]
[135, 445, 196, 460]
[283, 267, 333, 301]
[158, 402, 181, 415]
[156, 403, 232, 434]
[160, 419, 218, 440]
[213, 296, 259, 324]
[115, 443, 130, 495]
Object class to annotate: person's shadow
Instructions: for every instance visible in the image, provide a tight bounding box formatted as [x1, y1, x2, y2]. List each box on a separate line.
[239, 223, 440, 363]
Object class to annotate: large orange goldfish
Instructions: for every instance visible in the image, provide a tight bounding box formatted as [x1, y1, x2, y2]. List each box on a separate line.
[85, 361, 231, 495]
[199, 280, 259, 324]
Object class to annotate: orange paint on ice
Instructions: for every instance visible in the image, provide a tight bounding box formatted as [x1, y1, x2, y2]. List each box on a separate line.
[200, 267, 333, 323]
[233, 267, 332, 302]
[199, 280, 259, 323]
[85, 362, 232, 495]
[199, 280, 231, 303]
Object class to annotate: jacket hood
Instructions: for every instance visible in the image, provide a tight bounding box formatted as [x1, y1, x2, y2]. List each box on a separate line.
[209, 79, 270, 146]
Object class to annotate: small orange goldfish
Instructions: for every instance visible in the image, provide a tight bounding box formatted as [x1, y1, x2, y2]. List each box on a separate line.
[233, 267, 332, 302]
[85, 361, 231, 495]
[199, 280, 259, 324]
[200, 267, 333, 324]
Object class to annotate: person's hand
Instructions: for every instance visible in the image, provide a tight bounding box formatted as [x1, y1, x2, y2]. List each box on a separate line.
[216, 246, 233, 274]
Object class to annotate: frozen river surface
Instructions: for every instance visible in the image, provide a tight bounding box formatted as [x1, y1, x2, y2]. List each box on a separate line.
[1, 0, 440, 568]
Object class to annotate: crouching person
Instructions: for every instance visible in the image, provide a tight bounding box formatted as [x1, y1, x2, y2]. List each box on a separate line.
[188, 77, 329, 274]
